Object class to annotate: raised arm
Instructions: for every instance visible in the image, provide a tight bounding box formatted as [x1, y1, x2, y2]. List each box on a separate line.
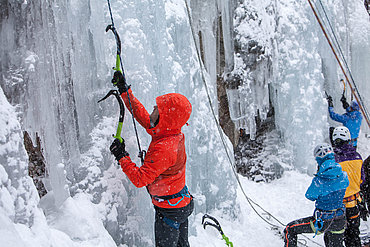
[120, 89, 151, 129]
[328, 107, 349, 124]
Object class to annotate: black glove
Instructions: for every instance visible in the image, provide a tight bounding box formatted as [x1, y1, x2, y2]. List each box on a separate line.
[340, 94, 349, 109]
[110, 138, 129, 161]
[358, 199, 369, 221]
[112, 71, 130, 94]
[327, 95, 333, 107]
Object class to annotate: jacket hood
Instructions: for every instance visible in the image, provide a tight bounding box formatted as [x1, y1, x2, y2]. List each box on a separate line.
[348, 100, 360, 112]
[148, 93, 192, 136]
[315, 153, 334, 166]
[315, 153, 343, 179]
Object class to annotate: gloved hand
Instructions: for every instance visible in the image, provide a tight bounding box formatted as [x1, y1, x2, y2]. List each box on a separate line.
[340, 94, 349, 109]
[327, 95, 333, 107]
[110, 138, 129, 161]
[358, 199, 369, 221]
[112, 71, 130, 94]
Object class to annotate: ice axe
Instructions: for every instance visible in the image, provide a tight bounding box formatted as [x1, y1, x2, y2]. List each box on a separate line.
[98, 90, 125, 143]
[202, 214, 233, 247]
[340, 79, 346, 95]
[105, 15, 145, 163]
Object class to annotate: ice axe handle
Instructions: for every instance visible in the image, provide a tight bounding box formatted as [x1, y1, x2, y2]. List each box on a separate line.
[98, 90, 125, 143]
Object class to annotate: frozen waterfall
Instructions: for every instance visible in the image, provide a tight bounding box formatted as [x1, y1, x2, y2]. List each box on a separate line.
[1, 0, 370, 246]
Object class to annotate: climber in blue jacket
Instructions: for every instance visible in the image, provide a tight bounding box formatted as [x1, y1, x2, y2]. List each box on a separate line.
[327, 94, 362, 148]
[284, 143, 349, 247]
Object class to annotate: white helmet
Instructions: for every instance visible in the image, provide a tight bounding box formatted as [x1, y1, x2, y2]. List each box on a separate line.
[313, 143, 334, 158]
[332, 126, 351, 142]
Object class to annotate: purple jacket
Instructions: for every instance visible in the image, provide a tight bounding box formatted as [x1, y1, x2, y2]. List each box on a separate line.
[334, 143, 365, 201]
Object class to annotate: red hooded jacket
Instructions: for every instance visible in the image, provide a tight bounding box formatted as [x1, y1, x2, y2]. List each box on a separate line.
[119, 89, 192, 208]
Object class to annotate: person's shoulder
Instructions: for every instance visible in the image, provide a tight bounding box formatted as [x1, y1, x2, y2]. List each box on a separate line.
[355, 151, 363, 161]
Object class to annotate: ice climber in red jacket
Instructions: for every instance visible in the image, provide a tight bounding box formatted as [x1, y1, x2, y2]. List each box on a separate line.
[109, 71, 194, 247]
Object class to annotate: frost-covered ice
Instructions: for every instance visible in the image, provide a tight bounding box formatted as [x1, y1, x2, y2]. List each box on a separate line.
[0, 0, 370, 246]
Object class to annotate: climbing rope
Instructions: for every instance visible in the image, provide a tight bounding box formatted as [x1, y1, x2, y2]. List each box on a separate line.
[183, 0, 279, 227]
[184, 1, 323, 246]
[316, 0, 370, 119]
[308, 0, 370, 129]
[106, 0, 145, 163]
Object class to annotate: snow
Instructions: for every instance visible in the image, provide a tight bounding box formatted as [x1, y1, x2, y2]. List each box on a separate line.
[190, 170, 316, 246]
[45, 195, 116, 246]
[191, 159, 370, 246]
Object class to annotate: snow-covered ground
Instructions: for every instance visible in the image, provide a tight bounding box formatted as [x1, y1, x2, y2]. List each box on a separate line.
[191, 170, 315, 246]
[190, 134, 370, 247]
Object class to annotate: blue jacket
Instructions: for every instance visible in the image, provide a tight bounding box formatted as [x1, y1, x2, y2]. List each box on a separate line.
[305, 153, 349, 219]
[328, 102, 362, 145]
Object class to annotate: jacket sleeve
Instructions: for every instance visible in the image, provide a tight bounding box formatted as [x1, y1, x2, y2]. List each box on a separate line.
[361, 160, 366, 186]
[305, 177, 321, 201]
[118, 143, 176, 188]
[120, 89, 151, 129]
[328, 107, 349, 124]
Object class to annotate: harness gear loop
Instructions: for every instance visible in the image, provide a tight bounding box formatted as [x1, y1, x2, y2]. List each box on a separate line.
[312, 210, 324, 238]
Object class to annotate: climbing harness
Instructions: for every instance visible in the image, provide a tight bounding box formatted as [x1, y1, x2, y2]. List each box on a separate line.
[105, 0, 146, 163]
[343, 192, 361, 204]
[310, 209, 345, 238]
[307, 0, 370, 129]
[98, 90, 125, 143]
[312, 209, 337, 237]
[202, 214, 233, 247]
[312, 217, 324, 238]
[151, 186, 192, 207]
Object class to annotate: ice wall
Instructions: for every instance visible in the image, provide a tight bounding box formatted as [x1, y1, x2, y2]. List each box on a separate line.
[272, 0, 328, 174]
[316, 0, 370, 134]
[227, 0, 275, 139]
[0, 86, 39, 227]
[0, 87, 120, 247]
[274, 0, 370, 172]
[1, 0, 369, 245]
[230, 0, 370, 173]
[186, 0, 238, 213]
[0, 0, 237, 245]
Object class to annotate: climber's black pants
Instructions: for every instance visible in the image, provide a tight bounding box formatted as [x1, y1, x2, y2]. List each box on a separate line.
[284, 215, 345, 247]
[154, 199, 194, 247]
[344, 206, 361, 247]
